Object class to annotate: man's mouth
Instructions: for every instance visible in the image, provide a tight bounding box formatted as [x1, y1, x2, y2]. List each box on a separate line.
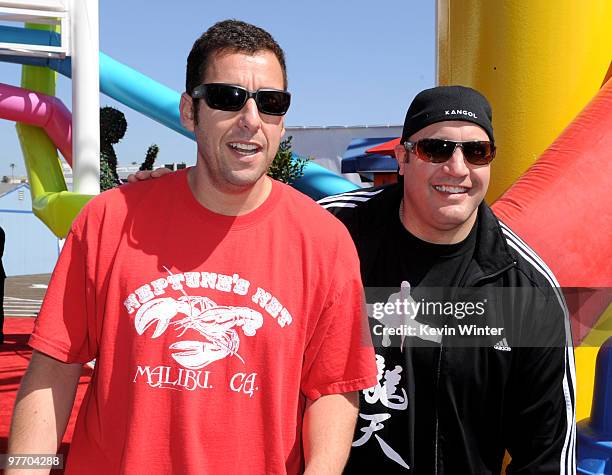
[433, 185, 469, 194]
[228, 142, 261, 155]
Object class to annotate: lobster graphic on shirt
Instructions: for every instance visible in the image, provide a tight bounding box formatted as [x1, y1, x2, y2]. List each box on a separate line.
[134, 295, 263, 369]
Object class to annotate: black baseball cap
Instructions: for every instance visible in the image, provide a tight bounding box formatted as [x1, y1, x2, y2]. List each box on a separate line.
[401, 85, 494, 142]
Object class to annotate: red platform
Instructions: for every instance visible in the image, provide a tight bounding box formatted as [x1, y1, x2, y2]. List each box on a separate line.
[0, 317, 92, 471]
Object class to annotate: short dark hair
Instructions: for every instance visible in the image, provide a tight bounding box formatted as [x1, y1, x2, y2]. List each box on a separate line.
[186, 19, 288, 119]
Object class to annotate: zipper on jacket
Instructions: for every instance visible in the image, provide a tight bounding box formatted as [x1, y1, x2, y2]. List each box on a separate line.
[434, 340, 443, 475]
[432, 260, 516, 473]
[465, 261, 516, 287]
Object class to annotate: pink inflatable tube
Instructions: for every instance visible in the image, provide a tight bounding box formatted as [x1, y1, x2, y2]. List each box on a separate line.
[0, 82, 72, 165]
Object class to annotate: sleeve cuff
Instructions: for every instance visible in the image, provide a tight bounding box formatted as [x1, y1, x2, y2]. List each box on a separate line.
[29, 333, 86, 364]
[303, 373, 378, 401]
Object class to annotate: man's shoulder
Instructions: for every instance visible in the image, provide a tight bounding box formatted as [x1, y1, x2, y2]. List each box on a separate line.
[73, 171, 181, 233]
[277, 181, 355, 238]
[493, 217, 561, 291]
[316, 184, 400, 227]
[269, 182, 363, 261]
[493, 218, 570, 353]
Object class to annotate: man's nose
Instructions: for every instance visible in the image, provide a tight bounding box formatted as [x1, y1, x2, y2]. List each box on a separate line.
[443, 145, 470, 176]
[238, 98, 262, 131]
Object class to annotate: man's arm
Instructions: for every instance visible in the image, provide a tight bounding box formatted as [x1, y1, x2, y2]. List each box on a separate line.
[505, 345, 575, 474]
[505, 288, 575, 474]
[6, 350, 82, 474]
[302, 392, 359, 475]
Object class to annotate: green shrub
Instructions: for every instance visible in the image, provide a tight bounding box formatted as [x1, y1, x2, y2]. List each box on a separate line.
[267, 136, 310, 184]
[99, 106, 159, 191]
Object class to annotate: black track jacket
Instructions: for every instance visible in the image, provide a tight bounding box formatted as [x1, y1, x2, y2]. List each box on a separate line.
[319, 184, 576, 475]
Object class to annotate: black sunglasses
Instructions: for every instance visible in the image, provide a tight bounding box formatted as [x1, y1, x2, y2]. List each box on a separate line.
[191, 83, 291, 116]
[403, 138, 496, 166]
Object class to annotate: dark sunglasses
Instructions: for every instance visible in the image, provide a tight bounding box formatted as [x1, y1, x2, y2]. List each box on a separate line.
[403, 138, 496, 165]
[191, 83, 291, 116]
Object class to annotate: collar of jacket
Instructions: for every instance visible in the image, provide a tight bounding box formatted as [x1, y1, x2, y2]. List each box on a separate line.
[468, 201, 516, 284]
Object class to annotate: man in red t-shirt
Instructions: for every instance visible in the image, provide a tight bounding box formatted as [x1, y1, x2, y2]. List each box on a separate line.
[7, 20, 376, 474]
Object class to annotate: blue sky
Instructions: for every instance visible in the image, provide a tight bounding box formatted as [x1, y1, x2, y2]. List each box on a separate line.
[0, 0, 435, 176]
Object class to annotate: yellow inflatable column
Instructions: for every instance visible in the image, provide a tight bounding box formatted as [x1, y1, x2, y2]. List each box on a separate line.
[437, 0, 612, 202]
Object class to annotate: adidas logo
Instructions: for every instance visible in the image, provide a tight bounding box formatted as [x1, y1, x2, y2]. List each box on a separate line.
[493, 338, 511, 351]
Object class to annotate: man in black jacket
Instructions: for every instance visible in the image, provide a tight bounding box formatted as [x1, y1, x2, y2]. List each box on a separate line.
[321, 86, 576, 474]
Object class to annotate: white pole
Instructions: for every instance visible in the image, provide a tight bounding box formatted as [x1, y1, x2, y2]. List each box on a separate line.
[70, 0, 99, 194]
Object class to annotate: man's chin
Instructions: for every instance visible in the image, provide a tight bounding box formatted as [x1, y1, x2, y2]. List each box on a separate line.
[224, 170, 269, 190]
[434, 206, 479, 230]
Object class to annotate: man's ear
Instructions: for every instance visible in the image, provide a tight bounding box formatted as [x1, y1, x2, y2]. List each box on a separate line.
[394, 144, 408, 176]
[180, 93, 195, 132]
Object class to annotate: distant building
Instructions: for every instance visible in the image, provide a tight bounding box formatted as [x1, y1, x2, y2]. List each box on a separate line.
[62, 162, 189, 185]
[286, 125, 403, 185]
[1, 175, 28, 184]
[0, 183, 60, 276]
[55, 125, 403, 188]
[116, 164, 141, 180]
[163, 163, 187, 171]
[62, 162, 141, 187]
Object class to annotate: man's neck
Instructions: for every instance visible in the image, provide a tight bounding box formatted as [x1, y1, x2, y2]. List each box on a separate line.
[188, 166, 272, 216]
[399, 198, 478, 245]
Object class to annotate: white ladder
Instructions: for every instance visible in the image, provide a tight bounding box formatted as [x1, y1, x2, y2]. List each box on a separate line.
[0, 0, 101, 195]
[0, 0, 69, 58]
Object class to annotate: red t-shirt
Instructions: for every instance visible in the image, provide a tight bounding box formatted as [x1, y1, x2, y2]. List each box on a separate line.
[30, 170, 377, 474]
